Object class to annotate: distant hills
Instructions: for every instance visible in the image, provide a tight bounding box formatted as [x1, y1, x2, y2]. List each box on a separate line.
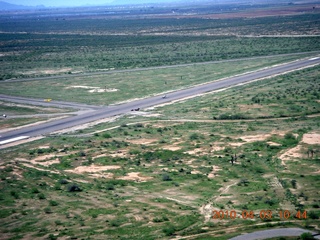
[0, 0, 200, 10]
[0, 1, 45, 10]
[0, 1, 29, 10]
[0, 0, 306, 10]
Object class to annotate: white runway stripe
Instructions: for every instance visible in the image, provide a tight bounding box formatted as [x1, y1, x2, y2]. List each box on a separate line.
[0, 136, 29, 145]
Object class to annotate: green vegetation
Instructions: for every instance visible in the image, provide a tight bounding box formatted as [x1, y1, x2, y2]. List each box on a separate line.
[0, 4, 319, 240]
[0, 11, 319, 80]
[0, 54, 314, 105]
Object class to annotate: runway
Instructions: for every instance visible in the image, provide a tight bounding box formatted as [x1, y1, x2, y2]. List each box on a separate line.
[1, 56, 319, 146]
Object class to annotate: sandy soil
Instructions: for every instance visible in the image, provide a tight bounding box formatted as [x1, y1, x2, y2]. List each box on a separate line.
[208, 165, 222, 179]
[240, 134, 272, 142]
[65, 165, 121, 174]
[118, 172, 153, 182]
[185, 148, 204, 155]
[162, 145, 181, 151]
[21, 163, 60, 174]
[279, 133, 319, 165]
[191, 170, 202, 175]
[126, 138, 158, 145]
[66, 85, 118, 93]
[279, 145, 304, 165]
[302, 133, 320, 145]
[267, 142, 282, 147]
[110, 150, 128, 158]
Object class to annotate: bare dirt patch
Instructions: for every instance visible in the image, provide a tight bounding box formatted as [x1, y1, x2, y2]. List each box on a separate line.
[240, 134, 271, 143]
[279, 145, 304, 164]
[118, 172, 153, 182]
[208, 165, 222, 179]
[238, 104, 262, 111]
[110, 150, 128, 158]
[210, 145, 225, 151]
[240, 131, 288, 143]
[21, 163, 59, 174]
[127, 138, 158, 145]
[66, 85, 118, 93]
[302, 133, 320, 145]
[162, 145, 181, 151]
[65, 165, 121, 174]
[32, 158, 60, 167]
[185, 148, 204, 155]
[267, 142, 282, 147]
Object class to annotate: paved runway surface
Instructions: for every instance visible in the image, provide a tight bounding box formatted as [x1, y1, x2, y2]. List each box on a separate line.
[1, 56, 319, 145]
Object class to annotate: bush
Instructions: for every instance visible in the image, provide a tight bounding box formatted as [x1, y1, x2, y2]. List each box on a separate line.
[44, 207, 52, 214]
[38, 193, 46, 200]
[49, 200, 59, 206]
[59, 179, 68, 184]
[162, 174, 172, 181]
[103, 133, 112, 138]
[163, 225, 176, 236]
[106, 184, 115, 190]
[189, 133, 200, 140]
[67, 184, 82, 192]
[308, 211, 319, 220]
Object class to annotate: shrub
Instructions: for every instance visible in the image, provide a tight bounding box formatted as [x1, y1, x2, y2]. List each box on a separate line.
[59, 179, 68, 184]
[44, 207, 52, 214]
[103, 133, 112, 138]
[106, 184, 115, 190]
[135, 123, 144, 128]
[308, 211, 319, 220]
[31, 187, 40, 194]
[162, 174, 172, 181]
[49, 200, 59, 206]
[163, 225, 176, 236]
[38, 193, 46, 200]
[189, 133, 200, 140]
[67, 184, 82, 192]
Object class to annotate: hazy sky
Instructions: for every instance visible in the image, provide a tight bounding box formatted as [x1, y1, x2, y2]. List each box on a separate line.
[3, 0, 114, 7]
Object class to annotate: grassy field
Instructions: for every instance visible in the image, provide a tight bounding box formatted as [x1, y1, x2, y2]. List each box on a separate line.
[1, 61, 319, 240]
[0, 12, 319, 80]
[0, 54, 314, 105]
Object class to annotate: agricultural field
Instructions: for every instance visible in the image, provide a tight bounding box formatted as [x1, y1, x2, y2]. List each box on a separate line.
[0, 2, 320, 240]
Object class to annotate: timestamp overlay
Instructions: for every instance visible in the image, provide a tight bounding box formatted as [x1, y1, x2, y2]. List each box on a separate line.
[212, 210, 308, 220]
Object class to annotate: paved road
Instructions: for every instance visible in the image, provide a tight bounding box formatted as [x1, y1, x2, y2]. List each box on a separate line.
[230, 228, 320, 240]
[0, 94, 102, 110]
[0, 56, 319, 145]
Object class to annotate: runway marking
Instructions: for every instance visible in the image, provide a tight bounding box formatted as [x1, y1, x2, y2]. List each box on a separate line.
[0, 136, 29, 145]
